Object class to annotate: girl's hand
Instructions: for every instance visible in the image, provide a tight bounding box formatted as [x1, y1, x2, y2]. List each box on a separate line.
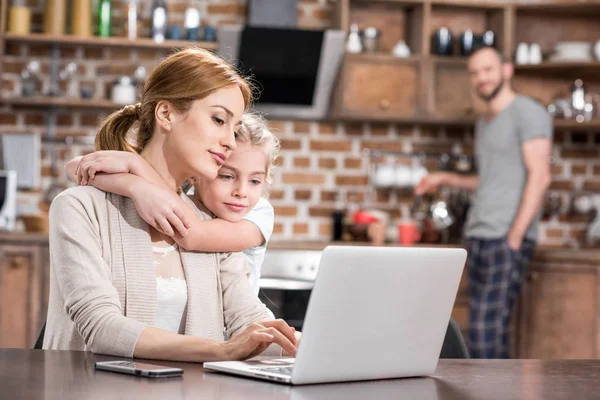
[76, 151, 140, 185]
[130, 180, 191, 237]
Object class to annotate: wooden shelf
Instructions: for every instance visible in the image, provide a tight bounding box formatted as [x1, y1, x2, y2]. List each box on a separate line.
[514, 62, 600, 79]
[431, 56, 469, 66]
[0, 96, 123, 110]
[554, 119, 600, 131]
[430, 0, 505, 10]
[345, 52, 421, 63]
[2, 33, 218, 51]
[335, 113, 476, 126]
[516, 2, 600, 17]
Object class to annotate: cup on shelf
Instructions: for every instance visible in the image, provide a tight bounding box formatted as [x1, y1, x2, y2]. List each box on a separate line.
[374, 161, 396, 188]
[362, 27, 380, 53]
[397, 219, 422, 246]
[392, 40, 411, 58]
[515, 42, 530, 64]
[529, 43, 542, 64]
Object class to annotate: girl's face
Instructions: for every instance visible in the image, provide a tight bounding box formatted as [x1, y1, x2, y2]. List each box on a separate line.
[195, 142, 268, 222]
[164, 84, 245, 182]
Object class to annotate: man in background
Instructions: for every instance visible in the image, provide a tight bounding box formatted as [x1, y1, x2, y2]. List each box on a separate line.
[415, 46, 553, 358]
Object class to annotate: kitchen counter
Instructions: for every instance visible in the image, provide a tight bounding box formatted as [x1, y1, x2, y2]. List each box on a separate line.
[268, 241, 600, 266]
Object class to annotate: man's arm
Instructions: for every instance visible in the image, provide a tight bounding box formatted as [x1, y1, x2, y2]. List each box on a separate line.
[507, 138, 552, 249]
[414, 172, 479, 195]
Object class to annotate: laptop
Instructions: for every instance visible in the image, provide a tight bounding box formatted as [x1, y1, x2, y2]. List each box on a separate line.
[204, 245, 467, 385]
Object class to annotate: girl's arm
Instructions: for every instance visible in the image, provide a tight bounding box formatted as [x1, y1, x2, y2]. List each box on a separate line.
[70, 151, 267, 251]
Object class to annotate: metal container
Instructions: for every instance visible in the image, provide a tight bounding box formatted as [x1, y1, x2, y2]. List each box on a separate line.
[362, 27, 380, 52]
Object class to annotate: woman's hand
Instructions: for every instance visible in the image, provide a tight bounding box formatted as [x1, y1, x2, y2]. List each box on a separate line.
[76, 151, 140, 185]
[129, 180, 191, 237]
[222, 320, 298, 361]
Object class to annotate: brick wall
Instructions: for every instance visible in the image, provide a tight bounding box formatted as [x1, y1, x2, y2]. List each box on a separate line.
[1, 0, 598, 248]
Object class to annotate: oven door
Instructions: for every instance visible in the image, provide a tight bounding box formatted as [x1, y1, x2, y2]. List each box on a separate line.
[258, 250, 322, 330]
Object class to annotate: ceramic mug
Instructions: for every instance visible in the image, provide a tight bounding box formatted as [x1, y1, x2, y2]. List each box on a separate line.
[398, 221, 422, 246]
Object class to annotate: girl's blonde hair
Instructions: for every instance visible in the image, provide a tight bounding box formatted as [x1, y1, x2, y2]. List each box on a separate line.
[236, 112, 280, 186]
[95, 48, 252, 153]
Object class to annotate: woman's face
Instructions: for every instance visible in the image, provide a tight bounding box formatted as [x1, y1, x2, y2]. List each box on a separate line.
[165, 84, 245, 181]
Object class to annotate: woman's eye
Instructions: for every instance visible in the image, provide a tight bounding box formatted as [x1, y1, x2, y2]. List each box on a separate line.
[219, 174, 233, 180]
[213, 116, 225, 126]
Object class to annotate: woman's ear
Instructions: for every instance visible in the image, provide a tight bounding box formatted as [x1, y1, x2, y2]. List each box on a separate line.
[155, 101, 172, 132]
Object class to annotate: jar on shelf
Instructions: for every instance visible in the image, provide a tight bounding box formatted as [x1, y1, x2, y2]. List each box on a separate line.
[44, 0, 67, 35]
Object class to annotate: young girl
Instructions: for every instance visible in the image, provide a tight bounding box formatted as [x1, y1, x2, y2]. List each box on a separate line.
[66, 112, 280, 303]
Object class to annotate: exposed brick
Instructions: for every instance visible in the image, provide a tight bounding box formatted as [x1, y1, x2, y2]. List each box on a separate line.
[550, 180, 575, 191]
[318, 157, 336, 169]
[376, 190, 391, 203]
[335, 175, 369, 186]
[310, 140, 351, 152]
[312, 7, 332, 21]
[273, 223, 284, 234]
[319, 222, 332, 236]
[107, 48, 132, 61]
[2, 61, 24, 74]
[318, 122, 337, 135]
[274, 206, 297, 217]
[295, 189, 312, 201]
[268, 120, 287, 133]
[4, 42, 22, 56]
[274, 155, 285, 167]
[344, 158, 362, 169]
[561, 148, 599, 159]
[293, 121, 311, 133]
[321, 190, 336, 202]
[280, 139, 302, 150]
[583, 181, 600, 191]
[412, 142, 454, 154]
[309, 206, 334, 217]
[546, 228, 565, 239]
[551, 163, 564, 175]
[57, 114, 73, 126]
[96, 64, 137, 76]
[361, 140, 405, 152]
[594, 165, 600, 176]
[446, 127, 472, 140]
[24, 113, 45, 125]
[0, 112, 17, 125]
[571, 164, 588, 176]
[571, 228, 587, 241]
[207, 4, 247, 15]
[294, 157, 310, 168]
[293, 223, 309, 234]
[282, 173, 325, 184]
[2, 79, 15, 92]
[81, 114, 100, 127]
[396, 126, 414, 137]
[84, 47, 105, 59]
[370, 123, 390, 136]
[269, 189, 285, 200]
[344, 122, 364, 135]
[137, 49, 161, 61]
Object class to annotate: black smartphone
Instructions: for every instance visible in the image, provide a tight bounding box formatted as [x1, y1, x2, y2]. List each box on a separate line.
[94, 360, 184, 378]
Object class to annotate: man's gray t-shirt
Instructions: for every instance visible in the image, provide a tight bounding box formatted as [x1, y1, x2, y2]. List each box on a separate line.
[465, 95, 553, 241]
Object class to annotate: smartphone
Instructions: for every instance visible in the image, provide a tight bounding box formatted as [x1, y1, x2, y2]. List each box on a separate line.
[94, 360, 184, 378]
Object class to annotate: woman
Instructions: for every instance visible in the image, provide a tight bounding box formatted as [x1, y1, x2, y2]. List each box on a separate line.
[43, 48, 297, 361]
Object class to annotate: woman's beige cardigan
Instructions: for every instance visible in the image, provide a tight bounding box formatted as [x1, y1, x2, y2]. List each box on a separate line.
[43, 186, 278, 358]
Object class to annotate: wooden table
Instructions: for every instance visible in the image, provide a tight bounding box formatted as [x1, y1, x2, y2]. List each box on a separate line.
[1, 349, 599, 399]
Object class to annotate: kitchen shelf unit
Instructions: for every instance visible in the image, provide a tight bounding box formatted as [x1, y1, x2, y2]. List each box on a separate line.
[331, 0, 600, 129]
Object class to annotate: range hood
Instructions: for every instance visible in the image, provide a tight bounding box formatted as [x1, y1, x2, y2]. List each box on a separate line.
[218, 26, 345, 120]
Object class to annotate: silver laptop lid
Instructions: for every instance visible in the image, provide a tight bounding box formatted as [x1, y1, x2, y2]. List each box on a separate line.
[291, 246, 467, 385]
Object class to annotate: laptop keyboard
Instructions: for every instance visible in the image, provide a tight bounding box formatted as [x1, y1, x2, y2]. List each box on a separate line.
[253, 366, 294, 376]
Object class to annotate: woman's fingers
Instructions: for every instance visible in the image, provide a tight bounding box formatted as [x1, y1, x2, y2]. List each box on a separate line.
[261, 319, 297, 346]
[262, 327, 297, 356]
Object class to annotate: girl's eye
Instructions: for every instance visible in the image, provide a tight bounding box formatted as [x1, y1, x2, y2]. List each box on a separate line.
[250, 179, 262, 186]
[213, 116, 225, 126]
[219, 174, 233, 180]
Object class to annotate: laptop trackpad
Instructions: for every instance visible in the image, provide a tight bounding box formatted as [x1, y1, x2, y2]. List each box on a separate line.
[255, 358, 295, 366]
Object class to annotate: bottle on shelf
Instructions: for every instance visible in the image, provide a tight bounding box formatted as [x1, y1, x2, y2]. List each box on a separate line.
[126, 0, 139, 40]
[331, 190, 346, 242]
[151, 0, 168, 43]
[8, 0, 31, 35]
[72, 0, 92, 37]
[97, 0, 112, 37]
[44, 0, 67, 35]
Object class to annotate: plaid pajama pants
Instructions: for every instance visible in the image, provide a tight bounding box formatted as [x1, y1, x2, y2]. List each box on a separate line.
[466, 237, 536, 359]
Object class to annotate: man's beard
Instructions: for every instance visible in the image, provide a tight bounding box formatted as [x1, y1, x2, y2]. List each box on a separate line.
[477, 78, 504, 102]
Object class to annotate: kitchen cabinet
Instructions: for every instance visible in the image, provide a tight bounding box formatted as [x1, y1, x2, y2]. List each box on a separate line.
[330, 54, 420, 120]
[0, 234, 49, 349]
[518, 254, 599, 359]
